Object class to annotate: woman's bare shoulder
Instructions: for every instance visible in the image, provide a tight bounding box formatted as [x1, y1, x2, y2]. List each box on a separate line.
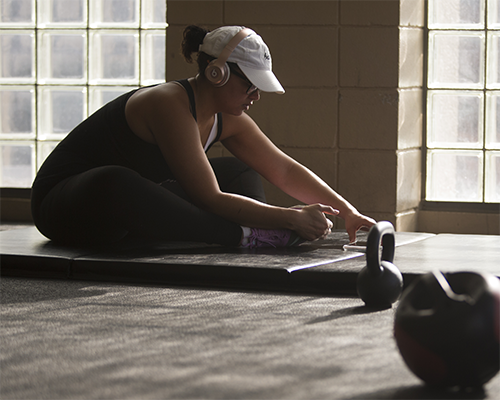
[125, 81, 194, 143]
[129, 81, 189, 107]
[220, 111, 261, 138]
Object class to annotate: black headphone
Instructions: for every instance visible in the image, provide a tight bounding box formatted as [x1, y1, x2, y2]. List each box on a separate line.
[205, 28, 252, 87]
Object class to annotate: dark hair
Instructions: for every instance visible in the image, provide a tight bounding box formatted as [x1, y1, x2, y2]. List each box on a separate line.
[182, 25, 215, 74]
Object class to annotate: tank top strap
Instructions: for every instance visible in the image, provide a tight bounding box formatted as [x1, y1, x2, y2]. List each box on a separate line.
[176, 79, 197, 121]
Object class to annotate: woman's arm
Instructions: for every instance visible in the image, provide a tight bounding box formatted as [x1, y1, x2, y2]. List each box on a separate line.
[221, 112, 376, 242]
[126, 85, 332, 240]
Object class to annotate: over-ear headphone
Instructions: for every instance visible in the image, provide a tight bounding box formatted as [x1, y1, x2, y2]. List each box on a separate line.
[205, 28, 252, 87]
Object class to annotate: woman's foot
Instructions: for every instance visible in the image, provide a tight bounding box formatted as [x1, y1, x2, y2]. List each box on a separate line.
[241, 228, 305, 249]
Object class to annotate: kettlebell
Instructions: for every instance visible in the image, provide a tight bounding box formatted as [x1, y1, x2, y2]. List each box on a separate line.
[394, 271, 500, 388]
[356, 221, 403, 307]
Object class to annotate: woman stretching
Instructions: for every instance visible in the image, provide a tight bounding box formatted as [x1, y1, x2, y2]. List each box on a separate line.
[31, 25, 375, 248]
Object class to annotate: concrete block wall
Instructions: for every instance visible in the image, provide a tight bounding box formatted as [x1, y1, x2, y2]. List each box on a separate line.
[166, 0, 425, 231]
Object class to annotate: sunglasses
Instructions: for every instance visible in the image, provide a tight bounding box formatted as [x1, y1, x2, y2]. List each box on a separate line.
[229, 68, 259, 95]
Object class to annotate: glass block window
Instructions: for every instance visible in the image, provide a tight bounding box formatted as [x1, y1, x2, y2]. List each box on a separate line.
[0, 0, 166, 188]
[427, 0, 500, 203]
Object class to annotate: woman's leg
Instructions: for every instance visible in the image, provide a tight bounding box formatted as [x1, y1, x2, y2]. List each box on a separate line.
[160, 158, 266, 202]
[210, 157, 266, 202]
[35, 165, 243, 246]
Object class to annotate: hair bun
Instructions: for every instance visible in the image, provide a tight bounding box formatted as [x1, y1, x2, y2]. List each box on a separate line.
[182, 25, 209, 63]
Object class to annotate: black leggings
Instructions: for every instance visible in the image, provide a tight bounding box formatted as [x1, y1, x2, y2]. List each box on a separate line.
[32, 158, 266, 246]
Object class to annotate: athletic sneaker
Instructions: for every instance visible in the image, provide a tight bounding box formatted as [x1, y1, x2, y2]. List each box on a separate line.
[243, 228, 305, 249]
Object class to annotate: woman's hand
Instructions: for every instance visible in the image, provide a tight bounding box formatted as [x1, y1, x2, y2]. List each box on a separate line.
[290, 204, 339, 241]
[291, 205, 376, 243]
[344, 211, 376, 244]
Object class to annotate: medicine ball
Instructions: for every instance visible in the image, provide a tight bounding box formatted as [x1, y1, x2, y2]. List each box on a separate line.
[394, 271, 500, 388]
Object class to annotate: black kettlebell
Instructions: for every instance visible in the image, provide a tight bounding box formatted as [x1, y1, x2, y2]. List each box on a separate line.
[356, 221, 403, 307]
[394, 271, 500, 388]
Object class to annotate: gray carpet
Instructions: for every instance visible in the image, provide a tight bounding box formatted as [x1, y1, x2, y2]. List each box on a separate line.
[1, 277, 499, 399]
[1, 226, 499, 399]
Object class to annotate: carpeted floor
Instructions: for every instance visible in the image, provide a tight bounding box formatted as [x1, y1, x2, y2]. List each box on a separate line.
[1, 277, 499, 399]
[1, 224, 499, 399]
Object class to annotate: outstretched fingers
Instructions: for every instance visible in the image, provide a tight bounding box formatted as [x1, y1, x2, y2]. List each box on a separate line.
[346, 215, 376, 243]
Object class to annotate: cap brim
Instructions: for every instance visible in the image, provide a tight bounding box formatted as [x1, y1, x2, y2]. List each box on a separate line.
[239, 65, 285, 94]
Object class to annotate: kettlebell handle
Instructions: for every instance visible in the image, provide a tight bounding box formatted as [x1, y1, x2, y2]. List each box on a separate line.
[366, 221, 395, 274]
[357, 221, 402, 306]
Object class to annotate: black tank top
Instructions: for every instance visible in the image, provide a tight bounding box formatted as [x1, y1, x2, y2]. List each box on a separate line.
[31, 79, 222, 203]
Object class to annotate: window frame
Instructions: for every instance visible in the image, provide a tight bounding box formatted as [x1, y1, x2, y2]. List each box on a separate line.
[0, 0, 166, 192]
[422, 0, 500, 212]
[1, 187, 31, 199]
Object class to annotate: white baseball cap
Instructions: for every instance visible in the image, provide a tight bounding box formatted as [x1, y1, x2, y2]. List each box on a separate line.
[199, 26, 285, 94]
